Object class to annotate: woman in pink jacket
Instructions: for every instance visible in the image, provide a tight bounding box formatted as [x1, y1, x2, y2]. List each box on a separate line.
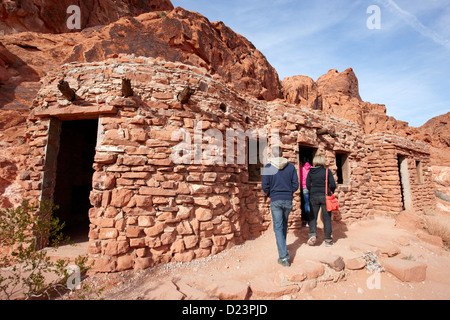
[300, 160, 311, 227]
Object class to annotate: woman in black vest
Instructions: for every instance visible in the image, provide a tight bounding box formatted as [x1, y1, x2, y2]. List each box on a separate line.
[305, 154, 336, 247]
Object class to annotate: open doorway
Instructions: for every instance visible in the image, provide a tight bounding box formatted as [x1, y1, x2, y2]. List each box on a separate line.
[299, 145, 316, 167]
[397, 156, 412, 210]
[53, 119, 98, 243]
[336, 152, 350, 185]
[299, 145, 317, 224]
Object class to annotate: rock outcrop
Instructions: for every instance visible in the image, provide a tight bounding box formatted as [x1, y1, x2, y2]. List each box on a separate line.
[282, 75, 318, 108]
[419, 112, 450, 166]
[0, 41, 16, 82]
[420, 112, 450, 148]
[282, 68, 388, 128]
[0, 6, 281, 111]
[0, 109, 28, 207]
[0, 0, 174, 34]
[282, 68, 450, 168]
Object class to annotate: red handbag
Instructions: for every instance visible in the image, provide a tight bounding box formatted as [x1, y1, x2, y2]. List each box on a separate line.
[325, 168, 339, 212]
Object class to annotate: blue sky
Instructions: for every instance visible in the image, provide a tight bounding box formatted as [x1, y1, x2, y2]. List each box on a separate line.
[171, 0, 449, 127]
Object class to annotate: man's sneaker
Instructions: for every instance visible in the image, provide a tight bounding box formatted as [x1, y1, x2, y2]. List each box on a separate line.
[307, 236, 316, 246]
[325, 240, 335, 247]
[278, 258, 291, 267]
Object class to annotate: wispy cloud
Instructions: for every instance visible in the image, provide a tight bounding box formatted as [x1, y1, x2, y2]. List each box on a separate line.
[375, 0, 450, 50]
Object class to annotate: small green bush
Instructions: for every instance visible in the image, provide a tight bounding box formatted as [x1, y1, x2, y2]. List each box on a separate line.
[0, 200, 91, 299]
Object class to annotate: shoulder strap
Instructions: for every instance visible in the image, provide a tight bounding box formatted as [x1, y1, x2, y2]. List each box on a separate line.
[325, 167, 328, 196]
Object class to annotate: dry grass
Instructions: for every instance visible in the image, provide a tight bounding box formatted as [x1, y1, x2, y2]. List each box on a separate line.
[424, 208, 450, 248]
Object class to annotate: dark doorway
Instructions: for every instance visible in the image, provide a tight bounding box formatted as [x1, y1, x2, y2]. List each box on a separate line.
[53, 119, 98, 242]
[299, 145, 317, 223]
[336, 152, 350, 185]
[299, 145, 316, 167]
[248, 136, 266, 182]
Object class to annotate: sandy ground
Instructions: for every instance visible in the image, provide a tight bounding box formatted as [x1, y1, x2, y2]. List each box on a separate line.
[45, 214, 450, 301]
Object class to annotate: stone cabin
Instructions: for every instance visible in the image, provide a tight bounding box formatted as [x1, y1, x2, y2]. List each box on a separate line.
[21, 55, 435, 272]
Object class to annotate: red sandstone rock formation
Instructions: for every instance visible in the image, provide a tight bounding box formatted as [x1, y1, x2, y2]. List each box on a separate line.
[0, 0, 174, 34]
[0, 109, 28, 207]
[419, 112, 450, 167]
[0, 7, 281, 110]
[0, 42, 16, 82]
[420, 112, 450, 149]
[283, 68, 388, 127]
[283, 68, 416, 136]
[282, 68, 450, 169]
[317, 68, 362, 101]
[282, 75, 318, 108]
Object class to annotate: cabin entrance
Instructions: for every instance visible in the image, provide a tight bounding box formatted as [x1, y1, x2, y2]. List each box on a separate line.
[52, 119, 98, 242]
[299, 145, 317, 223]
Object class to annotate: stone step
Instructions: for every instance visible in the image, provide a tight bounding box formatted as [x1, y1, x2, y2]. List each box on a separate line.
[250, 275, 300, 299]
[380, 257, 427, 282]
[205, 280, 251, 300]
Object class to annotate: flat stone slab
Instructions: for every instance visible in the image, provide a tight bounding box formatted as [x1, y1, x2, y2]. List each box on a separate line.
[142, 280, 185, 300]
[206, 279, 250, 300]
[366, 240, 401, 257]
[250, 276, 300, 299]
[34, 105, 117, 120]
[176, 281, 216, 300]
[344, 257, 367, 270]
[381, 257, 427, 282]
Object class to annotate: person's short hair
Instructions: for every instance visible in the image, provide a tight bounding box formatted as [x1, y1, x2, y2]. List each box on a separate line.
[312, 154, 326, 167]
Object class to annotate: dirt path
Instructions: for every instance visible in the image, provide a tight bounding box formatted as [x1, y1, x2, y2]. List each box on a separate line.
[52, 215, 450, 300]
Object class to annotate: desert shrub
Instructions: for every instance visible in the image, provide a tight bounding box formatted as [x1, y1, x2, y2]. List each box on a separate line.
[0, 200, 90, 299]
[423, 207, 450, 248]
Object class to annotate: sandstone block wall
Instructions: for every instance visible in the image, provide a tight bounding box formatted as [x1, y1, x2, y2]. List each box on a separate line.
[365, 133, 434, 214]
[26, 55, 273, 272]
[21, 55, 435, 272]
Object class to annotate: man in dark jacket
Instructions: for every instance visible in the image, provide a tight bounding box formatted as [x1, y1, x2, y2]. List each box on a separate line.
[305, 154, 336, 247]
[262, 147, 299, 267]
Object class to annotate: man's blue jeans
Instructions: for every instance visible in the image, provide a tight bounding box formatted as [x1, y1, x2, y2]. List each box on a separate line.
[270, 200, 293, 260]
[302, 189, 310, 222]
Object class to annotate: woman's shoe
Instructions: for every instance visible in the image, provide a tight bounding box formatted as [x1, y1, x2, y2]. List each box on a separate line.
[325, 240, 335, 247]
[307, 236, 316, 246]
[278, 258, 291, 267]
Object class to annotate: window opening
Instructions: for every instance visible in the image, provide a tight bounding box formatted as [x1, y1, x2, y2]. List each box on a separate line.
[248, 136, 265, 182]
[416, 160, 424, 184]
[336, 152, 350, 185]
